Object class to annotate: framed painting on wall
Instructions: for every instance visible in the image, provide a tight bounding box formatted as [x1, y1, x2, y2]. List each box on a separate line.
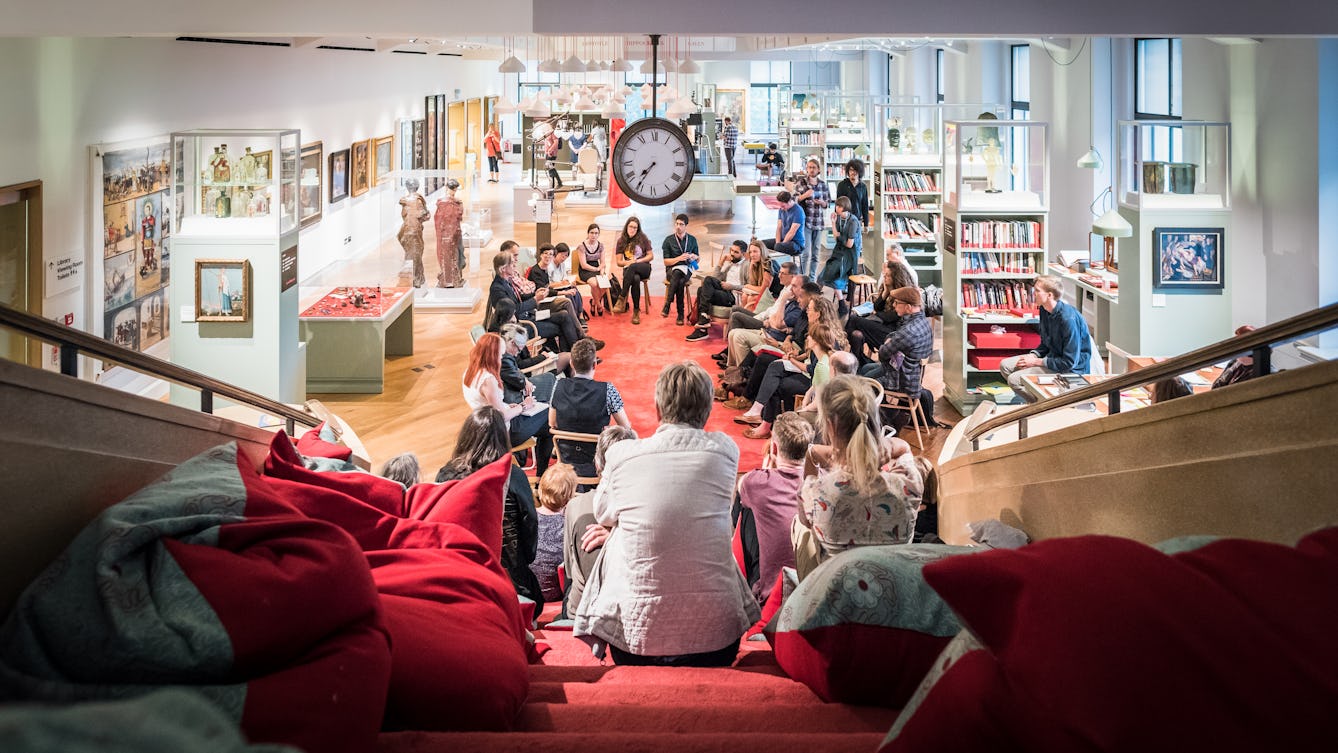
[329, 148, 349, 204]
[299, 141, 323, 228]
[350, 139, 371, 197]
[412, 119, 425, 169]
[1153, 227, 1224, 291]
[425, 96, 438, 193]
[435, 94, 447, 186]
[372, 135, 394, 185]
[716, 89, 745, 132]
[195, 258, 251, 322]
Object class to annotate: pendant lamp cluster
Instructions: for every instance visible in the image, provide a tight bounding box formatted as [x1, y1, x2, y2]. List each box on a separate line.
[496, 36, 704, 121]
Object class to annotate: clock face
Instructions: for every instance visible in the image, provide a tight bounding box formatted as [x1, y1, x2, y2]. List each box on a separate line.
[611, 117, 696, 206]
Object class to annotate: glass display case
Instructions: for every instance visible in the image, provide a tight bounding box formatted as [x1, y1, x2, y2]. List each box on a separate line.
[1117, 120, 1230, 210]
[171, 129, 300, 239]
[782, 89, 826, 176]
[823, 94, 873, 184]
[944, 119, 1048, 212]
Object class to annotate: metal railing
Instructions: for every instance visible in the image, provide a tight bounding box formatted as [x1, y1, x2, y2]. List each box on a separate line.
[0, 301, 318, 435]
[966, 302, 1338, 450]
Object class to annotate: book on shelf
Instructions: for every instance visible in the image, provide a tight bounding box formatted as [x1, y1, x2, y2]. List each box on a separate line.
[960, 280, 1037, 310]
[882, 171, 940, 192]
[960, 251, 1037, 274]
[959, 220, 1043, 249]
[882, 215, 938, 240]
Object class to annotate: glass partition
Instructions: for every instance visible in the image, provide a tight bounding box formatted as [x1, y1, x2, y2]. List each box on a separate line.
[1117, 120, 1231, 210]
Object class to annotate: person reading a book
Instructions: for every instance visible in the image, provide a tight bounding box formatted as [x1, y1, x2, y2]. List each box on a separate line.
[462, 332, 554, 477]
[576, 223, 620, 317]
[998, 275, 1091, 403]
[549, 338, 632, 479]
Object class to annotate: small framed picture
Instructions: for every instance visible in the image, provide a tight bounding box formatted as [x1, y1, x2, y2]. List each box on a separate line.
[350, 139, 371, 197]
[1153, 227, 1224, 291]
[373, 134, 394, 185]
[195, 258, 250, 322]
[299, 141, 323, 228]
[329, 148, 350, 204]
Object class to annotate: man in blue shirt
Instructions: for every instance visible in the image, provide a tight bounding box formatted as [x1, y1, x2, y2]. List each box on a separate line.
[999, 275, 1093, 402]
[763, 191, 806, 265]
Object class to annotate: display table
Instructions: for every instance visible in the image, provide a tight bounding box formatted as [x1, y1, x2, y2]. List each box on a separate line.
[299, 287, 413, 394]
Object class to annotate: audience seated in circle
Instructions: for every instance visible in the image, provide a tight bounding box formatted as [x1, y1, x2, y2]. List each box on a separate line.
[487, 298, 572, 376]
[549, 338, 631, 479]
[737, 322, 840, 441]
[847, 256, 918, 363]
[737, 412, 814, 603]
[436, 406, 543, 617]
[722, 266, 804, 369]
[729, 292, 842, 417]
[488, 241, 596, 352]
[527, 243, 585, 324]
[613, 216, 654, 323]
[462, 332, 553, 477]
[530, 463, 577, 604]
[660, 213, 700, 325]
[792, 375, 923, 579]
[562, 425, 637, 619]
[574, 362, 761, 666]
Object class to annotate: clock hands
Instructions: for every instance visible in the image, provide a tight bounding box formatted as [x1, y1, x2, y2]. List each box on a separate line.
[636, 161, 658, 190]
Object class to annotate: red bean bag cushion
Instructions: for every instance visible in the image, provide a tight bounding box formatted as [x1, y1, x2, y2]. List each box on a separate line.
[267, 430, 405, 517]
[0, 442, 392, 753]
[295, 421, 354, 461]
[879, 529, 1338, 752]
[767, 544, 978, 708]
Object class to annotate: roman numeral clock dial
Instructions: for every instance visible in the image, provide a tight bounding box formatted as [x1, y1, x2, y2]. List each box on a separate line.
[611, 117, 697, 206]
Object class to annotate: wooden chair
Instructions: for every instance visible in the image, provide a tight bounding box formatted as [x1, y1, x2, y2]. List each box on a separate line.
[550, 428, 603, 487]
[880, 359, 932, 451]
[511, 437, 538, 472]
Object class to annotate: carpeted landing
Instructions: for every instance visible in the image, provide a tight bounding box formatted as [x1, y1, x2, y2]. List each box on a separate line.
[377, 603, 896, 752]
[576, 289, 767, 469]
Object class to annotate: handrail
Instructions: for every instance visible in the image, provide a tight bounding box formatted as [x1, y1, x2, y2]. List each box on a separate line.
[965, 301, 1338, 448]
[0, 301, 318, 435]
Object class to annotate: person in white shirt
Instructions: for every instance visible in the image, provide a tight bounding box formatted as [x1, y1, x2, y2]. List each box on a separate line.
[686, 240, 749, 342]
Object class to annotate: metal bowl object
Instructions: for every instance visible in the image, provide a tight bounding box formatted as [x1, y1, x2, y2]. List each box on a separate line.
[1167, 162, 1197, 194]
[1142, 161, 1167, 194]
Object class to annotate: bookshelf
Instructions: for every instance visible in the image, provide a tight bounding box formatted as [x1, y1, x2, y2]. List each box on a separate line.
[781, 89, 825, 182]
[823, 94, 873, 190]
[941, 119, 1050, 413]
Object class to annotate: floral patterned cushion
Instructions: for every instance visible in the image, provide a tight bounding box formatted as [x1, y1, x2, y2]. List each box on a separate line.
[767, 543, 978, 707]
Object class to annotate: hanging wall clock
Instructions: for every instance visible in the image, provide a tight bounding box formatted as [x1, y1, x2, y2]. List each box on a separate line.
[610, 117, 696, 206]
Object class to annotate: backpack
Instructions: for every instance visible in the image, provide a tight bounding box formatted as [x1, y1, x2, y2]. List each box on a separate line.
[922, 284, 943, 317]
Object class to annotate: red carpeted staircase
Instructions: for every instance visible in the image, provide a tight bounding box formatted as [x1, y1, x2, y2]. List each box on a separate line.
[377, 605, 895, 752]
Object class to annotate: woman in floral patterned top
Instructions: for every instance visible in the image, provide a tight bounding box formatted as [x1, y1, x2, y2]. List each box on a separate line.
[796, 375, 923, 565]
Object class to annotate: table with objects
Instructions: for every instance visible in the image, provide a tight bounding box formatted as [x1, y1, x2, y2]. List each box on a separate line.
[300, 286, 413, 394]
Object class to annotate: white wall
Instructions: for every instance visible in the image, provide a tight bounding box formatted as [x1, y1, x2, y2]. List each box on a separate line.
[0, 37, 498, 338]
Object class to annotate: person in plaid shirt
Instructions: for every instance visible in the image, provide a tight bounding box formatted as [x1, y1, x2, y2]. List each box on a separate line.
[792, 156, 830, 278]
[858, 287, 933, 431]
[721, 117, 739, 177]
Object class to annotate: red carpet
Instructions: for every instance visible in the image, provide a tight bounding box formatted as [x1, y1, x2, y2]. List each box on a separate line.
[377, 604, 897, 752]
[581, 296, 766, 470]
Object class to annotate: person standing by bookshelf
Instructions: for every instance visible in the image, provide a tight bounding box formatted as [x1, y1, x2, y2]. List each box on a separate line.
[998, 275, 1092, 402]
[836, 159, 872, 235]
[793, 156, 830, 279]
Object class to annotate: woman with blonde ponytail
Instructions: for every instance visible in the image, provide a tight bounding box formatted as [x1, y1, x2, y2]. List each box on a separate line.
[791, 375, 923, 575]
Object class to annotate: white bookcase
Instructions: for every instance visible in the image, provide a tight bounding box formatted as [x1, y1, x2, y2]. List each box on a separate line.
[941, 119, 1050, 413]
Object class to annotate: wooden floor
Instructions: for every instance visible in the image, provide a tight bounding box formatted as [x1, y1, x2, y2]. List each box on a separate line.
[305, 163, 961, 476]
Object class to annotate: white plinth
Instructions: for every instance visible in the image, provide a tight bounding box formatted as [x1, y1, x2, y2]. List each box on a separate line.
[595, 212, 632, 232]
[414, 285, 481, 312]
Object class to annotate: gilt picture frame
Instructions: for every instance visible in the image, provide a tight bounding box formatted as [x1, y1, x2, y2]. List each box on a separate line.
[194, 258, 250, 322]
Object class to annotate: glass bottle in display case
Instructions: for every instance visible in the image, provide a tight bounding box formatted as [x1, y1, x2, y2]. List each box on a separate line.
[1117, 120, 1231, 210]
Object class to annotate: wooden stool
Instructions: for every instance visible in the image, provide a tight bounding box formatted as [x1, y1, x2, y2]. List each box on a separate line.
[848, 274, 877, 306]
[641, 279, 652, 313]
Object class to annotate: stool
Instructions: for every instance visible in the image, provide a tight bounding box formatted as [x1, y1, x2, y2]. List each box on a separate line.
[640, 279, 652, 313]
[848, 274, 877, 306]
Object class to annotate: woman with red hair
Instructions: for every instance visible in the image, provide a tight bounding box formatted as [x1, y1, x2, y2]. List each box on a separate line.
[463, 332, 553, 475]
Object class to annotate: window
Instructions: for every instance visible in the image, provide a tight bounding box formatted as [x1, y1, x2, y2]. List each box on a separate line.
[936, 49, 945, 103]
[1009, 44, 1030, 190]
[1135, 38, 1183, 161]
[747, 61, 792, 136]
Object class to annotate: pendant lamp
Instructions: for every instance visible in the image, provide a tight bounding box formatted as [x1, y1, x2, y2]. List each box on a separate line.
[1092, 207, 1133, 269]
[561, 54, 586, 73]
[1077, 146, 1103, 169]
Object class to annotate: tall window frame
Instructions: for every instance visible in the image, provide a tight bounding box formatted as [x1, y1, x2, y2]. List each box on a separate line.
[1134, 38, 1183, 162]
[748, 61, 792, 136]
[1009, 44, 1031, 190]
[935, 49, 945, 104]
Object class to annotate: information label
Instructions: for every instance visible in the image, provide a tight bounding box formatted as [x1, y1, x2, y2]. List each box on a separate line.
[280, 242, 298, 291]
[46, 253, 84, 296]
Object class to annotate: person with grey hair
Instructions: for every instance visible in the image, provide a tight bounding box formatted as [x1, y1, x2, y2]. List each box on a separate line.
[397, 178, 430, 287]
[434, 178, 464, 287]
[560, 424, 638, 619]
[378, 452, 421, 488]
[574, 363, 760, 666]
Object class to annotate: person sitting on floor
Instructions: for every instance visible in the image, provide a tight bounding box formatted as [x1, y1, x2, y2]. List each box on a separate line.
[791, 375, 923, 579]
[462, 332, 553, 477]
[377, 452, 420, 488]
[574, 362, 760, 666]
[998, 275, 1091, 402]
[686, 239, 749, 342]
[530, 463, 577, 605]
[661, 213, 700, 325]
[737, 412, 814, 604]
[550, 338, 632, 480]
[562, 425, 637, 620]
[436, 406, 543, 618]
[858, 286, 934, 432]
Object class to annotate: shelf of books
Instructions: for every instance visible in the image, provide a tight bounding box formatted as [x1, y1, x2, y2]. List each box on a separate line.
[782, 89, 826, 180]
[881, 163, 943, 286]
[824, 94, 873, 188]
[941, 118, 1049, 412]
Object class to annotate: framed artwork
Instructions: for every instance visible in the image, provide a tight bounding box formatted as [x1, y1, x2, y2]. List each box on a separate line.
[195, 259, 251, 322]
[397, 119, 413, 174]
[424, 95, 438, 191]
[372, 134, 394, 185]
[412, 119, 425, 169]
[299, 141, 323, 228]
[435, 94, 447, 193]
[350, 139, 371, 197]
[1153, 227, 1225, 291]
[716, 89, 746, 132]
[329, 148, 349, 204]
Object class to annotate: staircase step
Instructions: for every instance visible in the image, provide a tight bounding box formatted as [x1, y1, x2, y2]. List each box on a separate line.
[526, 668, 821, 706]
[528, 662, 791, 684]
[514, 703, 900, 733]
[378, 731, 889, 753]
